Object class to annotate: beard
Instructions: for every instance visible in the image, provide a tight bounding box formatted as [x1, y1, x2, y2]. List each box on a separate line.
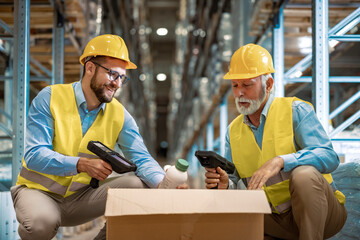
[90, 72, 117, 103]
[235, 84, 267, 115]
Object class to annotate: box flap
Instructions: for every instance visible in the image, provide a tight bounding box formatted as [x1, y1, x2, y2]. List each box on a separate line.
[105, 189, 271, 217]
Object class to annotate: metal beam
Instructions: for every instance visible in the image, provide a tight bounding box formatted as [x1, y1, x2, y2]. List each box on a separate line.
[329, 8, 360, 35]
[312, 0, 329, 132]
[285, 7, 360, 78]
[197, 134, 204, 150]
[0, 76, 51, 82]
[333, 84, 344, 127]
[0, 18, 13, 34]
[273, 4, 285, 97]
[285, 76, 360, 83]
[12, 0, 30, 185]
[330, 90, 360, 119]
[29, 65, 43, 76]
[0, 183, 9, 191]
[330, 110, 360, 138]
[206, 118, 214, 151]
[0, 108, 11, 121]
[213, 137, 220, 151]
[52, 5, 65, 84]
[0, 34, 13, 41]
[4, 48, 12, 129]
[328, 35, 360, 41]
[0, 76, 13, 81]
[30, 56, 52, 77]
[219, 97, 228, 156]
[231, 0, 252, 49]
[0, 122, 12, 137]
[49, 0, 82, 54]
[331, 138, 360, 141]
[287, 3, 360, 8]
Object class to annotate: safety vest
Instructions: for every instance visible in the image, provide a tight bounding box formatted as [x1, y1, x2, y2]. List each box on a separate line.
[16, 83, 124, 197]
[229, 97, 345, 214]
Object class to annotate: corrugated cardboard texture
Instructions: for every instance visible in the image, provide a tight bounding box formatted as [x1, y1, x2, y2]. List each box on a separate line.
[105, 189, 271, 216]
[107, 213, 263, 240]
[105, 189, 271, 240]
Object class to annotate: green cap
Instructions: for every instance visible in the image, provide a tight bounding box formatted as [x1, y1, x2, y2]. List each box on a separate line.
[175, 159, 189, 172]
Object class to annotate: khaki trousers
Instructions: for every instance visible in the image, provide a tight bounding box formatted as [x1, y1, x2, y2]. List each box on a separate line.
[11, 174, 147, 240]
[264, 166, 347, 240]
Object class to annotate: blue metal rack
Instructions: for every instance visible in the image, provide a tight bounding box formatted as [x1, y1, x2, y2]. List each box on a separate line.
[185, 0, 360, 169]
[0, 1, 66, 238]
[0, 0, 67, 188]
[12, 0, 30, 186]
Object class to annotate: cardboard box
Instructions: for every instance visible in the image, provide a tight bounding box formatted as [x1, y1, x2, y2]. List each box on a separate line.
[105, 189, 271, 240]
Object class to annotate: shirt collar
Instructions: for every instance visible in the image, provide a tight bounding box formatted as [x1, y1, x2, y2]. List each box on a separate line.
[73, 80, 106, 114]
[243, 92, 275, 127]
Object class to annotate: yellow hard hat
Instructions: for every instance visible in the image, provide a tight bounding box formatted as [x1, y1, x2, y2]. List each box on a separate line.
[79, 34, 137, 69]
[223, 44, 275, 80]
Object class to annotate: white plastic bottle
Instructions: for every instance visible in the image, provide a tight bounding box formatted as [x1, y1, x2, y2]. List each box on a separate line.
[158, 159, 189, 189]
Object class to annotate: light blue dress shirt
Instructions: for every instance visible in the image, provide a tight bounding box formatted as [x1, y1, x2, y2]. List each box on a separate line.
[225, 93, 339, 187]
[24, 81, 165, 188]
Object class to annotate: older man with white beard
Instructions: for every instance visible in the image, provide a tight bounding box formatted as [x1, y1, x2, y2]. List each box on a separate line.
[204, 44, 347, 240]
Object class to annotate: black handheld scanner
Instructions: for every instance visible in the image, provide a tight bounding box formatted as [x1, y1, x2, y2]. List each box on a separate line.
[195, 150, 235, 189]
[87, 141, 137, 188]
[195, 150, 235, 174]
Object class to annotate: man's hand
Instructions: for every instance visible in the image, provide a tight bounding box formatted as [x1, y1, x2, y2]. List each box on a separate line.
[205, 166, 229, 189]
[77, 157, 113, 181]
[176, 183, 189, 189]
[247, 156, 284, 190]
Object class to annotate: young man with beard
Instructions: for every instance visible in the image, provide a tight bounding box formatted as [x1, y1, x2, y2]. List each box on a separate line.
[11, 34, 181, 240]
[204, 44, 347, 240]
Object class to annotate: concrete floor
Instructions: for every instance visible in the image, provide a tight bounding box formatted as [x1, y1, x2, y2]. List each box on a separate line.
[52, 218, 105, 240]
[59, 226, 101, 240]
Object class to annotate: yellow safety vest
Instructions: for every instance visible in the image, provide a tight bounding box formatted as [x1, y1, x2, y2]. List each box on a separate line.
[16, 83, 124, 197]
[229, 97, 345, 214]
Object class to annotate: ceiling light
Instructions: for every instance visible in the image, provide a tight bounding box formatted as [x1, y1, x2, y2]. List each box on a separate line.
[139, 73, 146, 81]
[294, 70, 303, 78]
[156, 28, 168, 36]
[201, 77, 208, 84]
[224, 34, 232, 40]
[156, 73, 167, 81]
[329, 40, 339, 48]
[141, 42, 149, 50]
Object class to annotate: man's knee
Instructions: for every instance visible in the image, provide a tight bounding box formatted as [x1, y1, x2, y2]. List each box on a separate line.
[289, 166, 323, 190]
[18, 212, 60, 240]
[106, 174, 148, 189]
[289, 166, 329, 206]
[125, 175, 148, 188]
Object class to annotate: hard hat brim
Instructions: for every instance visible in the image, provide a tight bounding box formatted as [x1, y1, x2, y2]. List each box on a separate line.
[223, 70, 275, 80]
[79, 55, 137, 69]
[127, 61, 137, 69]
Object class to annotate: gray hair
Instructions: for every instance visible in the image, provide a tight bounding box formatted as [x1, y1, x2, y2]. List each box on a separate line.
[261, 74, 274, 94]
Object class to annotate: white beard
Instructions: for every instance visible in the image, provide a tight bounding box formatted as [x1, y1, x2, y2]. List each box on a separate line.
[235, 86, 267, 116]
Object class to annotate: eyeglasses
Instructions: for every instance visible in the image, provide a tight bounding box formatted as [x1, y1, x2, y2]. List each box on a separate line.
[91, 61, 130, 85]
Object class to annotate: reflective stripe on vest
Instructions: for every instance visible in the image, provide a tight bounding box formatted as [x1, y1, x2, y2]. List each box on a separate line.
[20, 167, 68, 196]
[230, 97, 345, 214]
[270, 201, 291, 213]
[68, 181, 89, 192]
[16, 83, 124, 197]
[241, 171, 339, 214]
[242, 173, 337, 191]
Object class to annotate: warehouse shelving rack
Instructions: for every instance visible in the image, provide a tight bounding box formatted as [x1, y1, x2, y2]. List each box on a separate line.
[177, 0, 360, 180]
